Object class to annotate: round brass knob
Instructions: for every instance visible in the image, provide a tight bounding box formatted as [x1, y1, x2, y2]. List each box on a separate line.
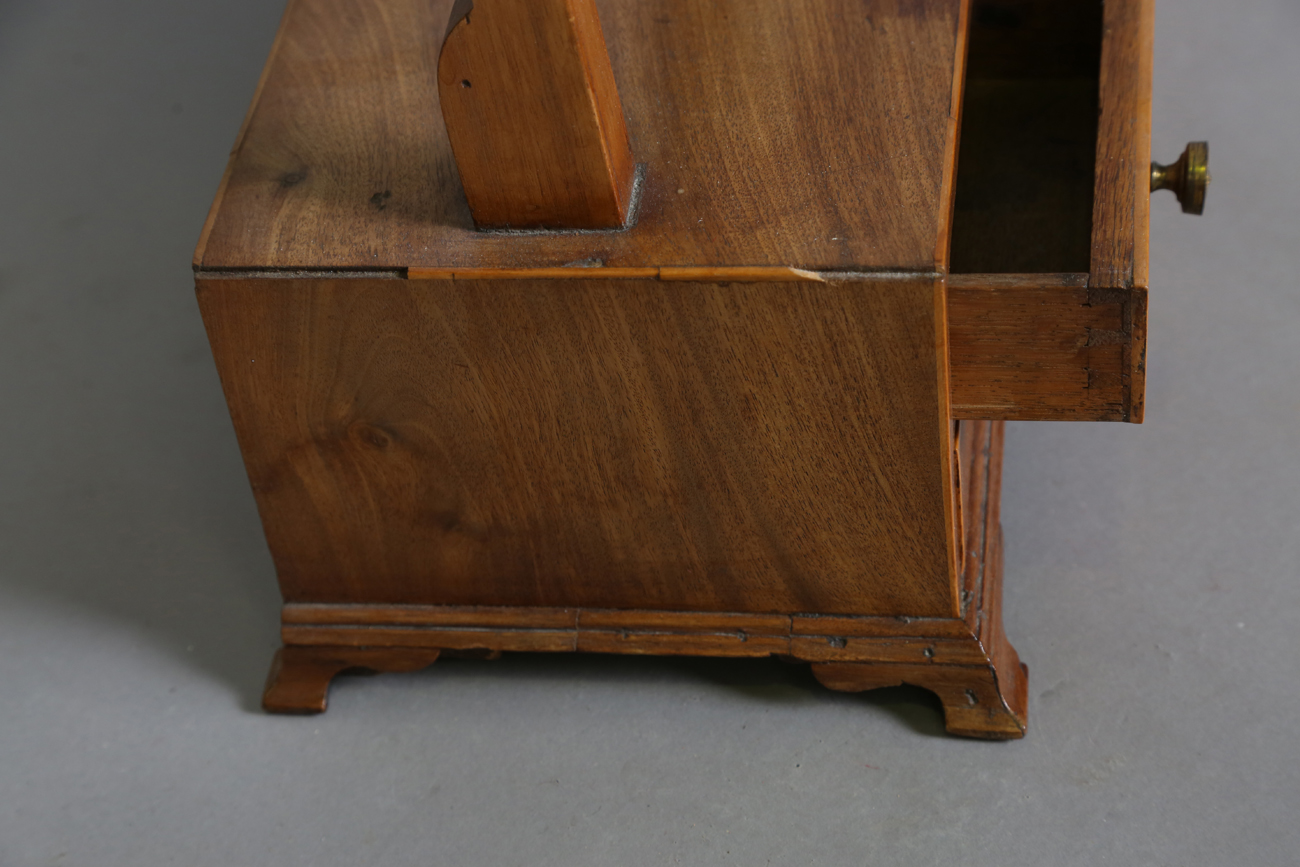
[1151, 141, 1210, 214]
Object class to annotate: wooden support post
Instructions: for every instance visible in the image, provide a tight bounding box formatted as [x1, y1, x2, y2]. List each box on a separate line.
[437, 0, 636, 229]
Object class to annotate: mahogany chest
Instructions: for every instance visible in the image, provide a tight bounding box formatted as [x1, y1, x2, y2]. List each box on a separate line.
[195, 0, 1186, 737]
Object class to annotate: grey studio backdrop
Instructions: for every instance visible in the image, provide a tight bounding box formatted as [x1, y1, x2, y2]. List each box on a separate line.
[0, 1, 1296, 864]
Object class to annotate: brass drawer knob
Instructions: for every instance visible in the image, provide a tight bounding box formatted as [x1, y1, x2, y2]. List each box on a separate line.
[1151, 141, 1210, 214]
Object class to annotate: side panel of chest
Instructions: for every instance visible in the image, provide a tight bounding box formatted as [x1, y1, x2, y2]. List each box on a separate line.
[197, 275, 959, 618]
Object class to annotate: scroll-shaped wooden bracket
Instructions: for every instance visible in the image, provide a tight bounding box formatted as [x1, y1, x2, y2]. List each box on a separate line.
[438, 0, 636, 229]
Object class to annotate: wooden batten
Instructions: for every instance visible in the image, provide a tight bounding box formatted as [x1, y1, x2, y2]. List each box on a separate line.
[437, 0, 636, 229]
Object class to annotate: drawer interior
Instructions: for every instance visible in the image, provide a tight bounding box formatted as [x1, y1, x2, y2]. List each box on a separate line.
[949, 0, 1103, 274]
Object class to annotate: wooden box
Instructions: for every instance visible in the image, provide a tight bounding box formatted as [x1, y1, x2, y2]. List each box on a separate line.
[195, 0, 1154, 738]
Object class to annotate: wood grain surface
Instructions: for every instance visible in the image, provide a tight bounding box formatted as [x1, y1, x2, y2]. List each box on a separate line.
[195, 0, 967, 271]
[192, 0, 301, 269]
[814, 416, 1026, 740]
[956, 417, 988, 617]
[188, 0, 1161, 737]
[947, 273, 1144, 421]
[437, 0, 635, 228]
[281, 603, 979, 639]
[197, 275, 958, 618]
[262, 645, 442, 713]
[1091, 0, 1154, 289]
[265, 421, 1023, 736]
[408, 268, 1141, 422]
[951, 0, 1155, 302]
[811, 659, 1026, 739]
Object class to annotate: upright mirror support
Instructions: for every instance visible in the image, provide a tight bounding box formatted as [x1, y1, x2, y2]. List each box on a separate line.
[438, 0, 637, 229]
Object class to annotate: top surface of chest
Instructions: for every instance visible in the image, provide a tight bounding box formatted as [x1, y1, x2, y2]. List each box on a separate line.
[196, 0, 966, 273]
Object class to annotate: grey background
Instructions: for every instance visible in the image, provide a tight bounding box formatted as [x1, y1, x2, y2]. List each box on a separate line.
[1, 1, 1295, 864]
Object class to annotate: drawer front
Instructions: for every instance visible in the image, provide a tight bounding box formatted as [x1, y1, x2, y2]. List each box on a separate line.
[947, 273, 1145, 422]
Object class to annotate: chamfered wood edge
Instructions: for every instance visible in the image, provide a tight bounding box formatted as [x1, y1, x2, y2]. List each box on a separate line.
[193, 0, 302, 270]
[1090, 0, 1154, 290]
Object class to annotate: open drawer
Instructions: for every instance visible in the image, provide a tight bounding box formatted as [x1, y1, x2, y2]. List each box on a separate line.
[945, 0, 1153, 422]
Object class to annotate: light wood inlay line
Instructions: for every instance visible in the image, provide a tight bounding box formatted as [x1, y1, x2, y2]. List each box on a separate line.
[408, 266, 826, 282]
